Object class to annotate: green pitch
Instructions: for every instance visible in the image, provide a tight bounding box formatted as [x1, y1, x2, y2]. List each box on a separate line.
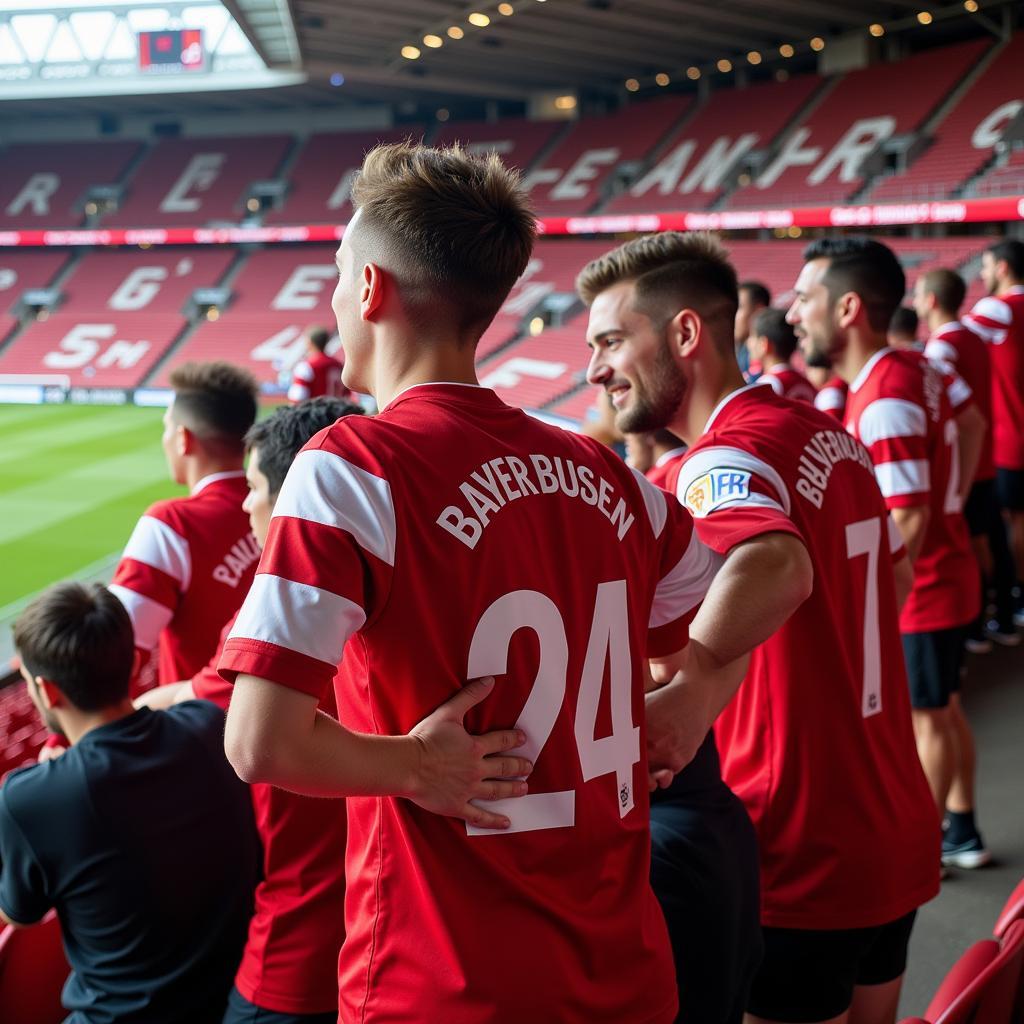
[0, 403, 178, 616]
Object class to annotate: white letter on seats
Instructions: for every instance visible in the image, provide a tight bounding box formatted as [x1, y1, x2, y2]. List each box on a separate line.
[272, 266, 336, 311]
[109, 267, 169, 311]
[160, 153, 226, 214]
[43, 324, 115, 369]
[808, 116, 896, 185]
[756, 128, 820, 188]
[550, 149, 620, 201]
[972, 101, 1024, 151]
[681, 134, 759, 194]
[629, 141, 696, 198]
[6, 173, 60, 217]
[326, 169, 358, 210]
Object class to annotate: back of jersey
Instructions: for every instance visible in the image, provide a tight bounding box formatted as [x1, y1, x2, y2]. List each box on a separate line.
[672, 388, 938, 930]
[223, 383, 708, 1024]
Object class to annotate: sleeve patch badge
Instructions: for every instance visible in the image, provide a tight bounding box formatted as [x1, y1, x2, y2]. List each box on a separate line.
[683, 469, 751, 518]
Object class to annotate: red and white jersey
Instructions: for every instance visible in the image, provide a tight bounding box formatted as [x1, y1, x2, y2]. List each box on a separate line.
[110, 472, 259, 686]
[845, 348, 979, 633]
[644, 446, 687, 489]
[762, 363, 817, 405]
[813, 376, 848, 421]
[219, 383, 720, 1024]
[666, 385, 939, 930]
[924, 320, 995, 483]
[288, 350, 349, 403]
[963, 287, 1024, 470]
[192, 615, 347, 1016]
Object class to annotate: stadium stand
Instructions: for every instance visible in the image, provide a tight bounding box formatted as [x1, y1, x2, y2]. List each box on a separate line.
[0, 140, 141, 230]
[525, 96, 692, 216]
[870, 32, 1024, 203]
[545, 384, 604, 423]
[0, 251, 69, 347]
[974, 147, 1024, 199]
[0, 248, 235, 387]
[0, 682, 50, 780]
[0, 909, 69, 1024]
[263, 128, 412, 224]
[153, 244, 337, 386]
[104, 135, 293, 227]
[731, 39, 991, 209]
[433, 117, 566, 175]
[605, 75, 822, 214]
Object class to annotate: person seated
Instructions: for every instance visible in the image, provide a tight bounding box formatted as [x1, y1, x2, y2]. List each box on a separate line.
[1, 582, 259, 1024]
[748, 308, 817, 404]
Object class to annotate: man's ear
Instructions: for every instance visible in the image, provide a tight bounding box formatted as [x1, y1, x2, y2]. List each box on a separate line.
[360, 262, 386, 322]
[177, 423, 194, 458]
[35, 677, 63, 711]
[671, 309, 703, 358]
[835, 290, 863, 330]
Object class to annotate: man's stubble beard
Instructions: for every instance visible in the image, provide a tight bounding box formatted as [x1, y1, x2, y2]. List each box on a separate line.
[617, 344, 687, 434]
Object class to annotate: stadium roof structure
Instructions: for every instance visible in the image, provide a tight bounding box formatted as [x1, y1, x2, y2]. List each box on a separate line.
[0, 0, 1017, 115]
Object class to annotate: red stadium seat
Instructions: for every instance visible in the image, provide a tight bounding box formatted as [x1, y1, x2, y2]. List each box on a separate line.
[0, 251, 69, 348]
[922, 920, 1024, 1024]
[433, 118, 566, 175]
[995, 877, 1024, 939]
[526, 96, 692, 216]
[731, 40, 990, 209]
[0, 910, 70, 1024]
[606, 74, 822, 214]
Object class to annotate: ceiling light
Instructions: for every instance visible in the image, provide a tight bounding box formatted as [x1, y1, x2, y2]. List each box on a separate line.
[717, 58, 732, 72]
[810, 36, 825, 51]
[468, 12, 490, 26]
[686, 66, 701, 80]
[869, 23, 885, 36]
[917, 11, 932, 23]
[554, 94, 577, 109]
[436, 108, 450, 121]
[779, 43, 794, 57]
[423, 34, 443, 47]
[447, 25, 464, 38]
[498, 2, 514, 13]
[964, 0, 978, 10]
[655, 72, 670, 86]
[329, 72, 345, 85]
[401, 45, 421, 59]
[747, 51, 761, 65]
[625, 78, 640, 92]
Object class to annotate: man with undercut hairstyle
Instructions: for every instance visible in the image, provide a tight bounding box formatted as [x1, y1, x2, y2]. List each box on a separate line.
[110, 361, 260, 689]
[581, 231, 936, 1024]
[748, 307, 817, 404]
[217, 143, 771, 1024]
[288, 325, 351, 403]
[791, 236, 988, 870]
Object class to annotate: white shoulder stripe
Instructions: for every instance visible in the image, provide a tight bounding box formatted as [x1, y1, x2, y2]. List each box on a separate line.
[814, 388, 845, 413]
[924, 339, 958, 365]
[858, 398, 927, 448]
[946, 373, 971, 409]
[229, 573, 366, 668]
[629, 466, 667, 538]
[970, 296, 1013, 325]
[649, 529, 722, 629]
[121, 515, 191, 591]
[273, 448, 397, 566]
[677, 445, 791, 515]
[763, 374, 784, 396]
[108, 584, 173, 651]
[875, 459, 929, 498]
[963, 313, 1008, 345]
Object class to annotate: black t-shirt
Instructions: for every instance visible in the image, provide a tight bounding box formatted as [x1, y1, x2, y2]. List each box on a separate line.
[0, 702, 258, 1024]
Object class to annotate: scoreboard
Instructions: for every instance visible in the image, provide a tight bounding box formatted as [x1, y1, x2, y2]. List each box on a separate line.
[138, 30, 204, 74]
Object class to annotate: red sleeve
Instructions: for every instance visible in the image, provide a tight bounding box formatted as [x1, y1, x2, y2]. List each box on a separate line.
[190, 617, 236, 711]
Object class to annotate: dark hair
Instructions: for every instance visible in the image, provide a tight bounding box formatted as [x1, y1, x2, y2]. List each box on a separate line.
[986, 239, 1024, 280]
[889, 306, 919, 339]
[169, 361, 260, 457]
[245, 396, 363, 495]
[752, 307, 797, 360]
[802, 237, 906, 332]
[919, 268, 966, 315]
[307, 326, 331, 352]
[14, 582, 134, 711]
[739, 281, 771, 308]
[349, 142, 536, 340]
[576, 231, 739, 353]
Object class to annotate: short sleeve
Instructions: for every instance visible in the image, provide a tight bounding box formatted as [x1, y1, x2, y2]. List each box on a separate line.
[0, 779, 50, 926]
[218, 438, 395, 699]
[963, 297, 1012, 345]
[675, 444, 805, 554]
[940, 367, 972, 414]
[856, 398, 930, 509]
[190, 617, 236, 711]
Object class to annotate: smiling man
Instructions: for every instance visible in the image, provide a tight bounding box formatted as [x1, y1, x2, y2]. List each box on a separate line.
[580, 231, 937, 1024]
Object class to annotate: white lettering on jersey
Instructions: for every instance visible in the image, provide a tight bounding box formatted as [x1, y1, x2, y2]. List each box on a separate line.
[6, 173, 60, 217]
[160, 153, 225, 213]
[212, 532, 262, 587]
[437, 454, 635, 550]
[972, 100, 1023, 151]
[795, 429, 876, 509]
[109, 266, 169, 310]
[272, 266, 335, 310]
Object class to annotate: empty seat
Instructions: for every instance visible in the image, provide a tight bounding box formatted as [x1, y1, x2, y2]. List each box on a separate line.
[0, 910, 70, 1024]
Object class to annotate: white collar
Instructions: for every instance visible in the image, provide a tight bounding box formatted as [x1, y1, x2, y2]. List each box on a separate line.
[932, 320, 962, 337]
[704, 380, 773, 433]
[655, 446, 688, 467]
[1006, 286, 1024, 297]
[192, 469, 246, 495]
[849, 347, 894, 394]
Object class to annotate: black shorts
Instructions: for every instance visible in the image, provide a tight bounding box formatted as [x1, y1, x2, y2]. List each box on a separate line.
[964, 478, 996, 537]
[902, 627, 966, 709]
[747, 911, 917, 1023]
[996, 467, 1024, 512]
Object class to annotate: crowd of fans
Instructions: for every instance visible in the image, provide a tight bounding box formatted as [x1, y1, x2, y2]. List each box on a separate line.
[0, 141, 1022, 1024]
